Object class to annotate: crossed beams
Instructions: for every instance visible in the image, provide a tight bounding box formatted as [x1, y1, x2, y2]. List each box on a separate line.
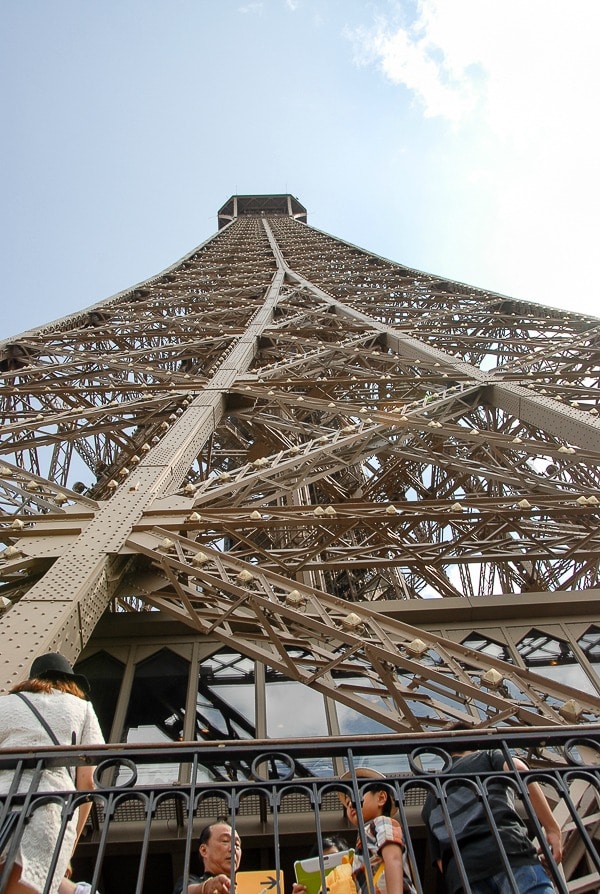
[124, 528, 600, 731]
[1, 204, 599, 724]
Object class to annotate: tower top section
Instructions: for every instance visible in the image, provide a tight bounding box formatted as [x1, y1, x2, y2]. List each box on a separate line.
[218, 194, 307, 229]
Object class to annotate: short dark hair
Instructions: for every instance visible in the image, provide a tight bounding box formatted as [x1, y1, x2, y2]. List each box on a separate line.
[361, 781, 395, 816]
[198, 823, 215, 849]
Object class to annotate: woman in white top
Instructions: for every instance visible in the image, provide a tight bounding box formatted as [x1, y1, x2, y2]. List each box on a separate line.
[0, 652, 104, 894]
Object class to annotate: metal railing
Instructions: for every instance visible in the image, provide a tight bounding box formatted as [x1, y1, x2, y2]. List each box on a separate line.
[1, 727, 600, 894]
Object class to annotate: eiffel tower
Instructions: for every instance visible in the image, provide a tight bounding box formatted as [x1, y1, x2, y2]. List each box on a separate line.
[1, 192, 599, 738]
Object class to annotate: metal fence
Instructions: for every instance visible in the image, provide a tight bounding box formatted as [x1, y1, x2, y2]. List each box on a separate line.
[1, 727, 600, 894]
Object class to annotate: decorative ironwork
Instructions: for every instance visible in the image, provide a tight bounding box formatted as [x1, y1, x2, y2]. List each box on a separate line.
[1, 728, 599, 894]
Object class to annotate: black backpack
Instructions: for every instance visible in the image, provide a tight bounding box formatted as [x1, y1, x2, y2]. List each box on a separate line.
[425, 752, 510, 848]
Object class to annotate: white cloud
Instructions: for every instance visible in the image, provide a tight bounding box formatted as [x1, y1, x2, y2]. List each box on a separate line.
[346, 0, 600, 313]
[348, 1, 600, 139]
[347, 12, 482, 122]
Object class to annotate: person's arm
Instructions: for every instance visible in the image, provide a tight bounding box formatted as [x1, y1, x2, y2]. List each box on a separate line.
[194, 874, 234, 894]
[508, 758, 563, 864]
[526, 780, 563, 864]
[380, 842, 404, 894]
[185, 883, 206, 894]
[74, 764, 95, 838]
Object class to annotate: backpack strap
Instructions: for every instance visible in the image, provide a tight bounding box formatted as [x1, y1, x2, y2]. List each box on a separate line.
[14, 692, 78, 782]
[14, 692, 61, 744]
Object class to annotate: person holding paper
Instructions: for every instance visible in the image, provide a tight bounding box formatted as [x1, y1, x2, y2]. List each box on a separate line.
[172, 822, 242, 894]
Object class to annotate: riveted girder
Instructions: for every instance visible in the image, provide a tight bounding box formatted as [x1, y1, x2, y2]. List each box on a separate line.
[1, 204, 599, 732]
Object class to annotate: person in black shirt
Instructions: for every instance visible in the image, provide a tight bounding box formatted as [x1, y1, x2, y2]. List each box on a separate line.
[172, 822, 242, 894]
[421, 744, 562, 894]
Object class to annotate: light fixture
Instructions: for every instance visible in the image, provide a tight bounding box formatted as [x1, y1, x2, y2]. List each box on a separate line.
[285, 590, 308, 607]
[481, 668, 504, 689]
[191, 552, 209, 566]
[406, 638, 428, 658]
[340, 612, 363, 631]
[559, 698, 583, 723]
[2, 546, 22, 559]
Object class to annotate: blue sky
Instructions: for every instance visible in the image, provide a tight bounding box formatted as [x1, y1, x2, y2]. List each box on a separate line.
[2, 0, 599, 340]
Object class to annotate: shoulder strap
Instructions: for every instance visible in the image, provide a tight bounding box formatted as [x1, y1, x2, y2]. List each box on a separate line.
[14, 691, 61, 745]
[487, 749, 508, 770]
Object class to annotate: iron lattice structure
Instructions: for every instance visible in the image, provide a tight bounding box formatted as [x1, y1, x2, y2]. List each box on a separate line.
[1, 193, 600, 732]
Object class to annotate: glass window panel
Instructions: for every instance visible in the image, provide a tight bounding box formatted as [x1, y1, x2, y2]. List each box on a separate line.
[517, 629, 574, 667]
[193, 649, 258, 781]
[518, 628, 599, 697]
[535, 663, 598, 696]
[462, 633, 513, 663]
[122, 648, 189, 784]
[265, 655, 332, 776]
[211, 686, 254, 729]
[334, 676, 395, 736]
[196, 649, 256, 742]
[202, 652, 255, 679]
[266, 679, 328, 737]
[75, 650, 124, 741]
[578, 626, 600, 691]
[578, 626, 600, 662]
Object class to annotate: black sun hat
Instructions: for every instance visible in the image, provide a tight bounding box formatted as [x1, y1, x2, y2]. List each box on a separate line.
[30, 652, 90, 696]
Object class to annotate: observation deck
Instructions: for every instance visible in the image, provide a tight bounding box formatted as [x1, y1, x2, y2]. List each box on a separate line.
[218, 194, 307, 228]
